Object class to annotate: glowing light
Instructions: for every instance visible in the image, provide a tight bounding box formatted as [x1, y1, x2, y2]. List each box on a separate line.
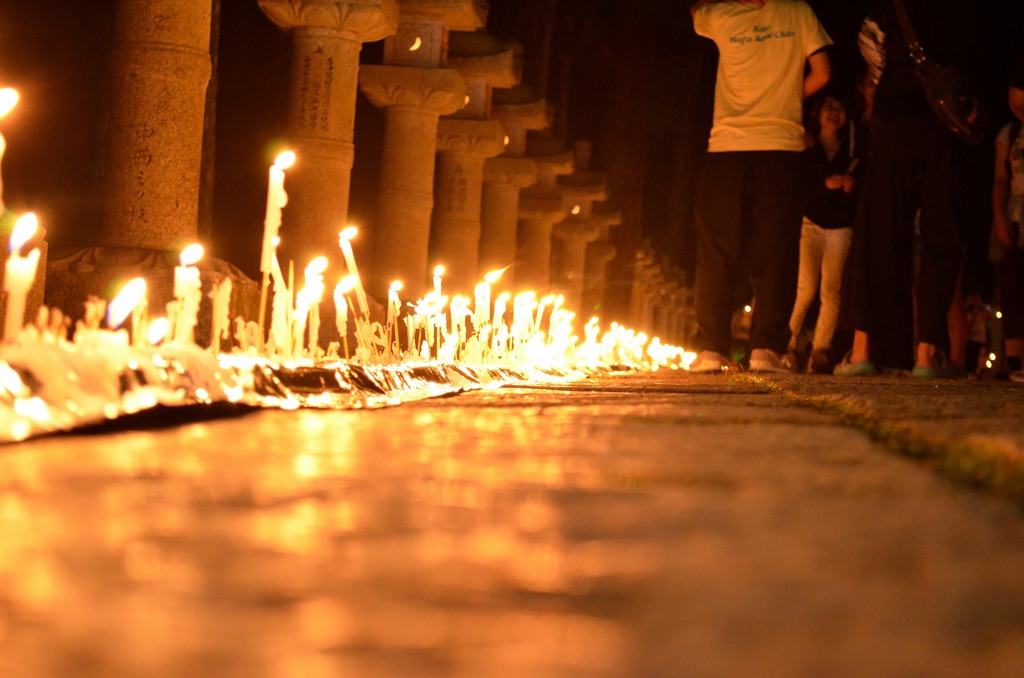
[338, 275, 357, 293]
[744, 305, 752, 314]
[390, 280, 403, 292]
[464, 95, 470, 106]
[989, 353, 997, 361]
[0, 88, 18, 118]
[9, 213, 38, 253]
[433, 265, 445, 277]
[179, 243, 204, 266]
[147, 317, 169, 345]
[503, 135, 510, 146]
[484, 268, 506, 284]
[274, 150, 297, 170]
[308, 256, 328, 275]
[106, 278, 146, 329]
[339, 226, 358, 242]
[409, 36, 422, 51]
[996, 311, 1003, 319]
[571, 205, 581, 216]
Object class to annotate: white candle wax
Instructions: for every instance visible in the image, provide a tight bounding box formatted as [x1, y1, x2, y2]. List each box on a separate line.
[338, 228, 369, 317]
[3, 213, 41, 342]
[261, 151, 295, 275]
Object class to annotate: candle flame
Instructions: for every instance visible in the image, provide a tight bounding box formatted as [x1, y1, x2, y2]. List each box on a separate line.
[179, 243, 204, 266]
[337, 275, 357, 293]
[272, 236, 281, 247]
[339, 226, 358, 242]
[390, 280, 403, 292]
[497, 292, 511, 302]
[483, 267, 507, 284]
[107, 278, 146, 329]
[147, 317, 169, 345]
[274, 150, 297, 170]
[433, 265, 445, 277]
[503, 135, 510, 146]
[9, 213, 38, 253]
[409, 36, 422, 51]
[0, 88, 18, 119]
[307, 256, 328, 274]
[571, 204, 581, 215]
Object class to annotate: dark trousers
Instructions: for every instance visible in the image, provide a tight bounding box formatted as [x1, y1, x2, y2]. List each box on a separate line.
[847, 118, 962, 364]
[693, 151, 805, 355]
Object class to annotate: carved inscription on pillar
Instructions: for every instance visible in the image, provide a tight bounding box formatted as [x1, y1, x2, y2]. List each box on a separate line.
[298, 47, 336, 133]
[441, 162, 469, 213]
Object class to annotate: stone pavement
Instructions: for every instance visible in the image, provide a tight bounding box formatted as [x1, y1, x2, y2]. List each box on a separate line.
[1, 371, 1023, 677]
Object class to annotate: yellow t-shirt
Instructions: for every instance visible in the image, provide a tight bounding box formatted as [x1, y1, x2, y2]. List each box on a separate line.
[694, 0, 832, 152]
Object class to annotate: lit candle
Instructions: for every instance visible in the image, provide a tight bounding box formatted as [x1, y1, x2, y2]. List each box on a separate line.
[334, 277, 354, 359]
[387, 280, 402, 326]
[106, 277, 146, 349]
[492, 291, 510, 329]
[0, 88, 19, 213]
[173, 243, 203, 343]
[209, 277, 232, 353]
[304, 256, 327, 355]
[433, 264, 445, 297]
[261, 151, 295, 276]
[338, 226, 369, 316]
[3, 212, 41, 342]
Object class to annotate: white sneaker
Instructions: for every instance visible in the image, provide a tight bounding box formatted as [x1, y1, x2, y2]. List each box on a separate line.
[748, 348, 794, 373]
[690, 350, 731, 373]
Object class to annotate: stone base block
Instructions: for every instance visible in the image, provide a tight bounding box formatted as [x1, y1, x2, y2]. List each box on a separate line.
[44, 247, 259, 348]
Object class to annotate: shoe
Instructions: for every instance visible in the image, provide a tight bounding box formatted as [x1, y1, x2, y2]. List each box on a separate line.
[748, 348, 794, 373]
[910, 352, 960, 379]
[689, 350, 735, 373]
[806, 349, 831, 375]
[833, 352, 878, 376]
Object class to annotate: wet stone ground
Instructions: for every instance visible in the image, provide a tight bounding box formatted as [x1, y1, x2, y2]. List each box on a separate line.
[1, 372, 1024, 677]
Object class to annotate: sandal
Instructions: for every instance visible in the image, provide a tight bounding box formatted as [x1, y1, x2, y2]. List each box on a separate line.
[833, 351, 878, 376]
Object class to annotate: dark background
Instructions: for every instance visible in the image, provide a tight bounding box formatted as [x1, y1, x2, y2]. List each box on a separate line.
[0, 0, 1021, 316]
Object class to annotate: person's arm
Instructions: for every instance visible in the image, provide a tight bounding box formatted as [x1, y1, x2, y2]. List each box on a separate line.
[804, 50, 831, 99]
[993, 135, 1014, 249]
[1011, 86, 1024, 124]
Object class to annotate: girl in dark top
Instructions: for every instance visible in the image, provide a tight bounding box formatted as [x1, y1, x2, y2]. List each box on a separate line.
[788, 91, 859, 373]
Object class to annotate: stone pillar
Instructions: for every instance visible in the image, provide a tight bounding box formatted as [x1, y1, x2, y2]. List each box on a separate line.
[360, 67, 465, 296]
[482, 94, 547, 287]
[47, 0, 260, 344]
[551, 220, 600, 314]
[428, 29, 521, 293]
[260, 0, 398, 267]
[431, 119, 505, 293]
[102, 0, 213, 250]
[582, 238, 616, 318]
[358, 1, 483, 297]
[515, 152, 573, 292]
[479, 157, 535, 282]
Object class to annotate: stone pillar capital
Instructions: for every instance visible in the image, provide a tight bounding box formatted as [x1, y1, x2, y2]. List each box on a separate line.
[259, 0, 399, 41]
[484, 156, 537, 187]
[553, 220, 601, 244]
[436, 119, 506, 157]
[396, 0, 486, 31]
[359, 65, 467, 115]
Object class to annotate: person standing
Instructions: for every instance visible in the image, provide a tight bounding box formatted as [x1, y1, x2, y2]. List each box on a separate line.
[689, 0, 832, 373]
[837, 0, 996, 378]
[992, 36, 1024, 381]
[788, 91, 860, 374]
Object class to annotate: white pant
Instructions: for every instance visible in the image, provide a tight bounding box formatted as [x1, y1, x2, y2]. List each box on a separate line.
[788, 219, 853, 351]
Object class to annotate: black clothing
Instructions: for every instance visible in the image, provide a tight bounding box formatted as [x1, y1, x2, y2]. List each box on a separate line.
[802, 136, 859, 231]
[1012, 38, 1024, 90]
[694, 151, 805, 355]
[868, 0, 997, 127]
